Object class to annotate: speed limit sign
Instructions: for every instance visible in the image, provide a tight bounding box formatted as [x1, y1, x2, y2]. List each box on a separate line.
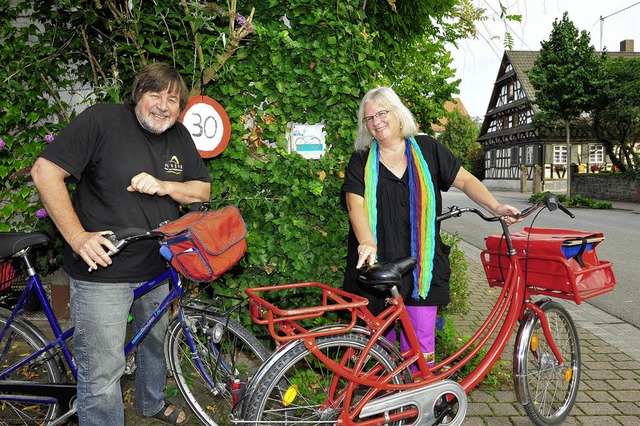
[178, 95, 231, 158]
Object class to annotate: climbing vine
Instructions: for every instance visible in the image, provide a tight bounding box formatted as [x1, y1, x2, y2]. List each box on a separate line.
[1, 0, 474, 302]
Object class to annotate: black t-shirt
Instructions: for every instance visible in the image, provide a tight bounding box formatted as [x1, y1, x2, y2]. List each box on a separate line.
[341, 134, 461, 314]
[40, 104, 212, 282]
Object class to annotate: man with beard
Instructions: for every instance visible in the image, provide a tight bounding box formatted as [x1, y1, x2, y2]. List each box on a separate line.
[32, 63, 211, 425]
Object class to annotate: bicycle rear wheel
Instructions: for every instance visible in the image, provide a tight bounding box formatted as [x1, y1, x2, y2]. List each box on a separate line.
[0, 311, 66, 425]
[242, 333, 408, 425]
[166, 308, 270, 426]
[514, 300, 580, 425]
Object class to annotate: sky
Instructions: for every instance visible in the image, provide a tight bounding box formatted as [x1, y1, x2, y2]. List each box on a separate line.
[449, 0, 640, 119]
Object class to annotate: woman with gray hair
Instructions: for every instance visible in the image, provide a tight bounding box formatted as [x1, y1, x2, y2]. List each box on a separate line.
[341, 86, 519, 370]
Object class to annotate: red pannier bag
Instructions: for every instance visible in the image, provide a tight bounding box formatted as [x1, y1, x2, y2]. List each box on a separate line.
[155, 205, 247, 282]
[482, 227, 616, 304]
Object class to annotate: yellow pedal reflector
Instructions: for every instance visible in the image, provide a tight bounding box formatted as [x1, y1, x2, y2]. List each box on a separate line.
[564, 368, 573, 382]
[282, 385, 299, 407]
[530, 333, 539, 352]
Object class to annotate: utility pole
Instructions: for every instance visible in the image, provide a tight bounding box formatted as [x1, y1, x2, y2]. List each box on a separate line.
[598, 2, 640, 51]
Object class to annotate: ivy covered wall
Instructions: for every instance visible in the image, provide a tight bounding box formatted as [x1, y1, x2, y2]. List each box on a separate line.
[1, 1, 472, 313]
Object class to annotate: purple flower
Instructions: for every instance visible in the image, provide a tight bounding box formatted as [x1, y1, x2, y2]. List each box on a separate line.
[247, 24, 254, 31]
[0, 137, 5, 148]
[44, 134, 54, 143]
[35, 208, 48, 218]
[236, 15, 247, 25]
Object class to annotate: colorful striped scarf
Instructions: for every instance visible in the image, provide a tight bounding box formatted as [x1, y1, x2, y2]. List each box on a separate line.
[364, 137, 437, 299]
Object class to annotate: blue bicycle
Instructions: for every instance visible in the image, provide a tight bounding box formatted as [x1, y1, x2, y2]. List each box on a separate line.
[0, 227, 269, 425]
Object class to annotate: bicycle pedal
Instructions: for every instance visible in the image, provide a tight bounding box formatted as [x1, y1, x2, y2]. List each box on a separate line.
[124, 354, 137, 375]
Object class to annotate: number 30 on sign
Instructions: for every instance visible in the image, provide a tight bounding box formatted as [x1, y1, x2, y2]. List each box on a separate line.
[178, 95, 231, 158]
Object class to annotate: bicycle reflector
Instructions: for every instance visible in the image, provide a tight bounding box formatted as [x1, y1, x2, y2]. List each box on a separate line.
[282, 385, 299, 407]
[530, 333, 539, 352]
[564, 368, 573, 383]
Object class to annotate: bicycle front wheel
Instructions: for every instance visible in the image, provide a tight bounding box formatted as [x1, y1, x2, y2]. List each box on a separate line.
[166, 308, 270, 426]
[0, 312, 66, 425]
[514, 300, 580, 425]
[243, 333, 407, 425]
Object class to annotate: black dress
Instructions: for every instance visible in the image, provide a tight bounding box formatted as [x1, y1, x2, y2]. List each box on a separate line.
[341, 134, 461, 315]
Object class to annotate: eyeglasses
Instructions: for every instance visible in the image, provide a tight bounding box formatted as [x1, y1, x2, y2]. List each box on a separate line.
[362, 110, 389, 125]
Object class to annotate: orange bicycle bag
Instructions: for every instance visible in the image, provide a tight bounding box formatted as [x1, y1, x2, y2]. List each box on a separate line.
[155, 205, 247, 282]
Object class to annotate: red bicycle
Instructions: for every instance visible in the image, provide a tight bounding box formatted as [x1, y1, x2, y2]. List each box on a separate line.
[239, 193, 616, 425]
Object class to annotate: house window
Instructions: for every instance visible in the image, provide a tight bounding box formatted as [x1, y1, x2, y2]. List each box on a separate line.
[525, 146, 534, 165]
[510, 147, 519, 166]
[490, 150, 496, 167]
[589, 144, 604, 163]
[497, 86, 507, 107]
[514, 80, 522, 101]
[553, 146, 567, 164]
[507, 82, 514, 100]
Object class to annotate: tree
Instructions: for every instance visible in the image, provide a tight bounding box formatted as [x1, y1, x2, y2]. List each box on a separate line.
[591, 55, 640, 172]
[437, 108, 481, 173]
[527, 12, 600, 195]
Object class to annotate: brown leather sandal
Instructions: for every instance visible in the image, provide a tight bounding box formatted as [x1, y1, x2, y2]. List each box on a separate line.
[151, 399, 189, 425]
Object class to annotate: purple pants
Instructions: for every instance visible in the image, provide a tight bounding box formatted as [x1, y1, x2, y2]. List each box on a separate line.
[386, 305, 438, 369]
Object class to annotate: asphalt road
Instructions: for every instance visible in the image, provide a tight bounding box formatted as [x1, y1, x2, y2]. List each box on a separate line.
[440, 188, 640, 330]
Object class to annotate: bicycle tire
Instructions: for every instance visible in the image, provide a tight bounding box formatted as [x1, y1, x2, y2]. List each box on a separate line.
[0, 311, 66, 425]
[165, 308, 270, 426]
[242, 333, 408, 425]
[513, 300, 581, 426]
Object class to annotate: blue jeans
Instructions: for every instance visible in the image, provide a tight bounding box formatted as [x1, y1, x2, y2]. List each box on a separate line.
[70, 278, 169, 426]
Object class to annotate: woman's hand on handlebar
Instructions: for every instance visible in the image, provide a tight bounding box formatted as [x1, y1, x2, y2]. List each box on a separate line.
[71, 230, 118, 271]
[493, 203, 523, 225]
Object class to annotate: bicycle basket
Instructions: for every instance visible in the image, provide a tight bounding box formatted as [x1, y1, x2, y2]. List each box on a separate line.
[155, 205, 247, 282]
[0, 259, 16, 292]
[482, 227, 616, 304]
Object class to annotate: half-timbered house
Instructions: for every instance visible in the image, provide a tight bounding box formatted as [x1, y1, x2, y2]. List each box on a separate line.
[477, 40, 639, 192]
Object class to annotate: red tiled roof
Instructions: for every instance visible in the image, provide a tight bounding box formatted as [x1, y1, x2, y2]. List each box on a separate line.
[431, 98, 469, 133]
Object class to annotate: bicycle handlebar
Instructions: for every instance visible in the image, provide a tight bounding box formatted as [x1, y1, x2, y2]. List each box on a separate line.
[105, 228, 159, 256]
[73, 197, 220, 268]
[438, 193, 574, 257]
[437, 193, 574, 224]
[73, 227, 162, 270]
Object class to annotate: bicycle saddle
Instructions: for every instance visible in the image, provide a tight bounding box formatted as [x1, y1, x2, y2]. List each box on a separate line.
[0, 231, 50, 258]
[357, 256, 417, 291]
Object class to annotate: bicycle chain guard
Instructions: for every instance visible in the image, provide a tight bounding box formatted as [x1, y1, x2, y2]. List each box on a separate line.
[358, 380, 468, 425]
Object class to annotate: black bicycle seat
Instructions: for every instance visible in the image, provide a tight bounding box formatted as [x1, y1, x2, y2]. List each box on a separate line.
[0, 232, 50, 258]
[357, 257, 417, 291]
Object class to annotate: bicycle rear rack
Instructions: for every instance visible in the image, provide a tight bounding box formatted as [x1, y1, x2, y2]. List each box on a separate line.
[246, 282, 369, 342]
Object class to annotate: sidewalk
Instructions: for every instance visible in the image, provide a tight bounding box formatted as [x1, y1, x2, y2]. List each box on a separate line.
[458, 238, 640, 426]
[486, 188, 640, 214]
